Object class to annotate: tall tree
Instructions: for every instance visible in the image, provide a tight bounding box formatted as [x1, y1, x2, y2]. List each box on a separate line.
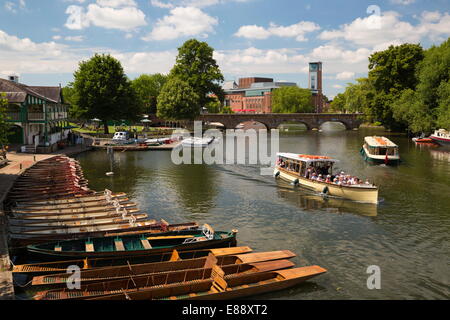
[73, 54, 141, 133]
[0, 94, 11, 151]
[157, 77, 200, 120]
[131, 73, 168, 114]
[271, 86, 313, 113]
[169, 39, 224, 112]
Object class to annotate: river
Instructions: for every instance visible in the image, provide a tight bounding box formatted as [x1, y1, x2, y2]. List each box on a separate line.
[75, 125, 450, 299]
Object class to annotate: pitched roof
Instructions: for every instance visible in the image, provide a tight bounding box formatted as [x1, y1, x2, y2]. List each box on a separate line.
[0, 78, 61, 104]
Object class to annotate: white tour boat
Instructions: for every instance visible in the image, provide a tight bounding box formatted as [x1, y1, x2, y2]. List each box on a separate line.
[360, 136, 400, 165]
[430, 129, 450, 146]
[274, 152, 379, 204]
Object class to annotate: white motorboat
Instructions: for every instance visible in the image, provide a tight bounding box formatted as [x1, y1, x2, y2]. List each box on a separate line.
[182, 137, 214, 147]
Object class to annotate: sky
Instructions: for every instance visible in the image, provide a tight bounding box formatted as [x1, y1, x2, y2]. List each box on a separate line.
[0, 0, 449, 98]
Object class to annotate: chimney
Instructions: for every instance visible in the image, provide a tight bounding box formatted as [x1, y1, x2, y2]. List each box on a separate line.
[8, 75, 19, 83]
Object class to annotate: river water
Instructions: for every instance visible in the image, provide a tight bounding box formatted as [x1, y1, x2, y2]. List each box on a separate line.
[75, 126, 450, 299]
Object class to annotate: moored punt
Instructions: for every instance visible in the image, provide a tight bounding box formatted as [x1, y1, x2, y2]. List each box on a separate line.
[360, 136, 400, 165]
[274, 153, 379, 204]
[10, 222, 201, 247]
[31, 250, 296, 287]
[15, 191, 127, 207]
[33, 259, 295, 300]
[86, 266, 327, 301]
[8, 209, 141, 225]
[8, 213, 149, 232]
[12, 247, 253, 276]
[11, 198, 130, 212]
[26, 225, 238, 258]
[11, 202, 137, 217]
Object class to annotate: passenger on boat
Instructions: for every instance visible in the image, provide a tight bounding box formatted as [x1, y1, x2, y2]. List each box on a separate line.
[325, 175, 332, 183]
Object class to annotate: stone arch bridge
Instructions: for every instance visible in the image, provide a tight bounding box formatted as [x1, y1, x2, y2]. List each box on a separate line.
[149, 113, 364, 130]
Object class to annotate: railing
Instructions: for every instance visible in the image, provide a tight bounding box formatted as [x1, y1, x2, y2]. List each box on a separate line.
[28, 112, 45, 121]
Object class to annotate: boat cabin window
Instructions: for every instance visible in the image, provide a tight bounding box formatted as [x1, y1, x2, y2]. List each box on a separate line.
[368, 146, 397, 156]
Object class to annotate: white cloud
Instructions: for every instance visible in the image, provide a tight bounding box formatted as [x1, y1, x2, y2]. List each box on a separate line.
[234, 25, 270, 39]
[150, 0, 251, 8]
[143, 6, 218, 41]
[96, 0, 137, 8]
[65, 35, 85, 42]
[64, 1, 147, 31]
[150, 0, 174, 8]
[390, 0, 415, 5]
[319, 10, 450, 48]
[335, 71, 355, 80]
[235, 21, 320, 41]
[52, 35, 62, 40]
[332, 84, 343, 89]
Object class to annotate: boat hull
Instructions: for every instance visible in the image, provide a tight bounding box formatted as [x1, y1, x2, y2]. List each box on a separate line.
[430, 135, 450, 146]
[360, 146, 400, 165]
[274, 167, 379, 204]
[26, 231, 238, 259]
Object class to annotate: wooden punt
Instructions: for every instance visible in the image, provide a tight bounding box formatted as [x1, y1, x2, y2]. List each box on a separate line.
[10, 222, 200, 247]
[8, 214, 149, 232]
[87, 266, 327, 301]
[7, 190, 94, 201]
[15, 192, 127, 207]
[10, 218, 158, 235]
[26, 226, 238, 258]
[31, 250, 296, 287]
[11, 203, 137, 217]
[12, 198, 130, 212]
[33, 259, 295, 300]
[12, 247, 253, 276]
[8, 209, 141, 225]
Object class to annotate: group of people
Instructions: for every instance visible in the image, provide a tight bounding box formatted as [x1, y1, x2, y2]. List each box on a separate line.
[305, 166, 371, 186]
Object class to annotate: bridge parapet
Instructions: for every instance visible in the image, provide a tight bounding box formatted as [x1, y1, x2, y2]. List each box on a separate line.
[148, 113, 364, 130]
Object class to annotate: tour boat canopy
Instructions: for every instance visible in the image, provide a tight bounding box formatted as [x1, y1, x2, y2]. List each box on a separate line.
[364, 136, 398, 148]
[277, 152, 339, 164]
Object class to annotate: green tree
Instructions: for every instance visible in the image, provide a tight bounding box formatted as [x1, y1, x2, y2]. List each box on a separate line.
[169, 39, 224, 113]
[271, 86, 313, 113]
[0, 94, 11, 150]
[205, 95, 221, 113]
[436, 80, 450, 129]
[390, 38, 450, 133]
[62, 83, 84, 119]
[367, 43, 425, 130]
[131, 73, 168, 114]
[157, 77, 200, 120]
[330, 93, 346, 113]
[220, 106, 234, 114]
[73, 54, 141, 133]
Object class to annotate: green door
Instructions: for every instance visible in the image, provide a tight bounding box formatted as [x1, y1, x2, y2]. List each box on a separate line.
[8, 125, 24, 144]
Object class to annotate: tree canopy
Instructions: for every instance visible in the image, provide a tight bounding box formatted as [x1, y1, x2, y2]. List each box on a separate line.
[131, 73, 168, 114]
[331, 38, 450, 133]
[157, 77, 200, 120]
[0, 94, 11, 148]
[271, 86, 313, 113]
[73, 53, 141, 133]
[169, 39, 224, 113]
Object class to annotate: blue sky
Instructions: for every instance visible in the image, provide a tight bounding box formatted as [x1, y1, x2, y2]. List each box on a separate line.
[0, 0, 449, 98]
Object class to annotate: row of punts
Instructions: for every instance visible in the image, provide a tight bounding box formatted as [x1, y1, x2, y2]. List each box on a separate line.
[6, 155, 327, 300]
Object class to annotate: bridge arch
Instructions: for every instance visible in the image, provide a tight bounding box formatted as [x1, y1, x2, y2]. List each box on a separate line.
[318, 120, 351, 130]
[234, 120, 270, 131]
[277, 120, 310, 131]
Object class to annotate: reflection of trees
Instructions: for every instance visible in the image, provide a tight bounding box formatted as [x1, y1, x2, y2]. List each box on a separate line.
[76, 151, 149, 196]
[169, 157, 218, 214]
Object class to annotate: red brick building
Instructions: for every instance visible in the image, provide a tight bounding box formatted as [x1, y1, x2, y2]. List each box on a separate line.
[223, 77, 296, 113]
[223, 62, 326, 113]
